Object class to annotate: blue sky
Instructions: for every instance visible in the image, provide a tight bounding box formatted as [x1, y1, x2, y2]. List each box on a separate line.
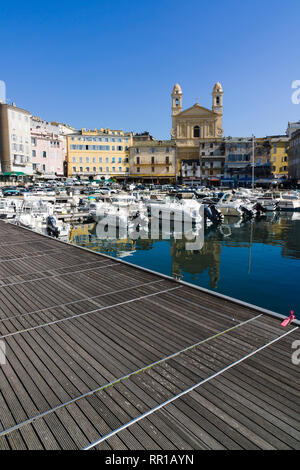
[1, 0, 300, 139]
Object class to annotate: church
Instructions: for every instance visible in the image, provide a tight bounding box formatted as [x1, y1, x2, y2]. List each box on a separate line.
[171, 82, 224, 162]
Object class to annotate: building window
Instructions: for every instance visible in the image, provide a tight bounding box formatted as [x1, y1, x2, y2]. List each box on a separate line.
[152, 166, 154, 172]
[106, 167, 109, 172]
[136, 157, 140, 164]
[33, 163, 37, 170]
[118, 167, 122, 172]
[151, 156, 155, 164]
[99, 167, 102, 172]
[43, 151, 47, 158]
[32, 150, 36, 157]
[166, 156, 169, 164]
[80, 167, 83, 172]
[72, 157, 76, 162]
[42, 164, 46, 172]
[137, 167, 140, 173]
[73, 167, 76, 172]
[86, 167, 90, 172]
[193, 126, 200, 138]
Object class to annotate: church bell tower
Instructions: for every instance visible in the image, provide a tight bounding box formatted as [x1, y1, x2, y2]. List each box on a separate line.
[212, 82, 223, 114]
[171, 83, 182, 138]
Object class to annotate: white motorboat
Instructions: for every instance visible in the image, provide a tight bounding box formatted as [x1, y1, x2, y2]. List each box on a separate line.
[216, 193, 244, 217]
[277, 192, 300, 211]
[148, 197, 203, 223]
[216, 193, 256, 217]
[15, 212, 70, 240]
[257, 192, 281, 211]
[0, 198, 22, 219]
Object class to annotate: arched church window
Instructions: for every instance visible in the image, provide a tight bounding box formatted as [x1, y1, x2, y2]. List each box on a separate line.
[175, 98, 179, 106]
[216, 96, 220, 105]
[193, 126, 200, 138]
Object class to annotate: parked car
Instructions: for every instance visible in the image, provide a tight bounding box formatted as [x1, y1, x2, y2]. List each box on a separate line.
[3, 189, 21, 196]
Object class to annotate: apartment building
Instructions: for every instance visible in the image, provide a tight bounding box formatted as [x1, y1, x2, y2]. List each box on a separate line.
[268, 135, 289, 179]
[0, 102, 32, 175]
[67, 128, 132, 179]
[289, 128, 300, 181]
[181, 141, 225, 184]
[129, 140, 176, 183]
[31, 117, 74, 176]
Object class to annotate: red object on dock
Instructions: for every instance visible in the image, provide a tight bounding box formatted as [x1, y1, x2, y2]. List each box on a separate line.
[281, 311, 296, 327]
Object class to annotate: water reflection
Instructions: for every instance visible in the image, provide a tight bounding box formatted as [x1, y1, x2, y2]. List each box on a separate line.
[69, 213, 300, 314]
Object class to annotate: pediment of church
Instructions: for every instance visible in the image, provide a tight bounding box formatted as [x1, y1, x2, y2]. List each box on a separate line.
[176, 103, 217, 119]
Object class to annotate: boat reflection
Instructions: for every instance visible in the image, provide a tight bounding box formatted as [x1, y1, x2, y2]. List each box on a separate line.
[69, 213, 300, 292]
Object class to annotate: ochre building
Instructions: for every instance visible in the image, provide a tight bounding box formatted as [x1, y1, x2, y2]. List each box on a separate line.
[171, 82, 224, 173]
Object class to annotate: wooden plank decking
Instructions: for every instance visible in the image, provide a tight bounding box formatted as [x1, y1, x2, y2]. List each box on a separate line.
[0, 220, 299, 450]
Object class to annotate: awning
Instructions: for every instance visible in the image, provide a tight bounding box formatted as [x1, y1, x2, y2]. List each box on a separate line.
[35, 174, 58, 179]
[237, 177, 254, 182]
[255, 178, 273, 184]
[1, 171, 26, 176]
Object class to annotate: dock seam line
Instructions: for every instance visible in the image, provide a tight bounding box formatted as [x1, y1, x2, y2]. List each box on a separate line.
[0, 247, 68, 264]
[0, 279, 165, 324]
[0, 262, 117, 287]
[82, 325, 299, 450]
[0, 286, 182, 339]
[0, 312, 262, 438]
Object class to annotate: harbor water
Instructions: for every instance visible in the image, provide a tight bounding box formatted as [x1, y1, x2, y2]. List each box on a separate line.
[70, 212, 300, 317]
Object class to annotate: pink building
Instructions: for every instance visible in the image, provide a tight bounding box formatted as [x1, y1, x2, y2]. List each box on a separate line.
[30, 117, 74, 176]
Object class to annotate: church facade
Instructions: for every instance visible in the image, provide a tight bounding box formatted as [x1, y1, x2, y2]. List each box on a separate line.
[171, 82, 225, 181]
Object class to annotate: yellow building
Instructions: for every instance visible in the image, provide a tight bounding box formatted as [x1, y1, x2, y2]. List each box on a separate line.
[269, 135, 289, 178]
[129, 140, 177, 183]
[67, 128, 132, 179]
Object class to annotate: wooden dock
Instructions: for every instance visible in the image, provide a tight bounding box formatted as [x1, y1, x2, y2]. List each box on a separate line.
[0, 220, 299, 450]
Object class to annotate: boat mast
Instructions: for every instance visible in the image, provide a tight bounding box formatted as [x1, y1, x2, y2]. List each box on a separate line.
[252, 135, 255, 190]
